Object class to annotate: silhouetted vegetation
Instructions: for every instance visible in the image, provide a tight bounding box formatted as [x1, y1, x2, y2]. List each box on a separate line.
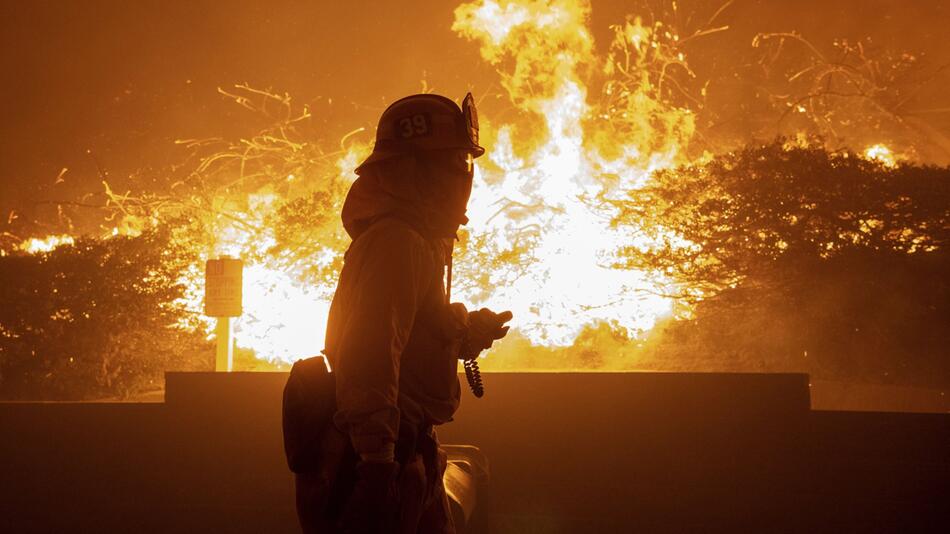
[0, 229, 210, 400]
[616, 141, 949, 386]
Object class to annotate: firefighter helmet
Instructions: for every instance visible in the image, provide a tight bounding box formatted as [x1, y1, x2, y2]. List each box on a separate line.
[355, 92, 485, 175]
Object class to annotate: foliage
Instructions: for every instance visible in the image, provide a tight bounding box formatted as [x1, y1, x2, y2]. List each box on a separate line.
[264, 188, 350, 286]
[616, 141, 947, 296]
[482, 320, 640, 371]
[0, 229, 210, 400]
[638, 249, 949, 385]
[614, 141, 949, 385]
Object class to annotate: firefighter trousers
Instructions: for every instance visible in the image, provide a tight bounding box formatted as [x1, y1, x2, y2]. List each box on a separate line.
[295, 425, 456, 534]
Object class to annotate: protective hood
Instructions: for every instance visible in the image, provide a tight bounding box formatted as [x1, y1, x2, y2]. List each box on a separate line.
[341, 154, 470, 241]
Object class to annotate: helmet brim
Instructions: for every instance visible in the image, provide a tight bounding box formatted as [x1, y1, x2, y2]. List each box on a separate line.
[354, 143, 486, 176]
[353, 148, 401, 176]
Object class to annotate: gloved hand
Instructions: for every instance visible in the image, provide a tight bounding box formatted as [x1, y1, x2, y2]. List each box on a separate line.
[460, 308, 513, 360]
[444, 302, 470, 339]
[338, 460, 400, 534]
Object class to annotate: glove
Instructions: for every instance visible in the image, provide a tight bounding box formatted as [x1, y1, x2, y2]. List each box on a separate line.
[444, 302, 470, 339]
[338, 460, 400, 534]
[460, 308, 513, 360]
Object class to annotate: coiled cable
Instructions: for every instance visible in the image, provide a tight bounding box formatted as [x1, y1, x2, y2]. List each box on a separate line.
[463, 358, 484, 398]
[448, 245, 485, 399]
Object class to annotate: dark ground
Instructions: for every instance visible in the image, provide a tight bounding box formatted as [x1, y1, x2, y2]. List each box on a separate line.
[1, 372, 947, 533]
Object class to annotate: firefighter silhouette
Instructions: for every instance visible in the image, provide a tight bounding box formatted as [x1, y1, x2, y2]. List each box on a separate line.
[292, 93, 512, 534]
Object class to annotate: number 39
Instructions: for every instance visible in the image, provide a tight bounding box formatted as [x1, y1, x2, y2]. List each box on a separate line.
[399, 114, 429, 138]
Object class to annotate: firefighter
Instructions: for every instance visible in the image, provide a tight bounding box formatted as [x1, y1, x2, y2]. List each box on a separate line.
[317, 93, 512, 534]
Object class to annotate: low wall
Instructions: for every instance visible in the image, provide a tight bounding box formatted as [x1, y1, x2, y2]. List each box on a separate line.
[810, 379, 950, 413]
[1, 372, 947, 533]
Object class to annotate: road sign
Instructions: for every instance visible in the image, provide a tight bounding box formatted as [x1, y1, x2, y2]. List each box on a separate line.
[205, 257, 243, 317]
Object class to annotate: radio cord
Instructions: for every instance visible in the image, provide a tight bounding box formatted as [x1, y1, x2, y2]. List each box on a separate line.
[446, 246, 484, 398]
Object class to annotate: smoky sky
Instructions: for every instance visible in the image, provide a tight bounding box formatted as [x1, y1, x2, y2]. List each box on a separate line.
[1, 0, 948, 237]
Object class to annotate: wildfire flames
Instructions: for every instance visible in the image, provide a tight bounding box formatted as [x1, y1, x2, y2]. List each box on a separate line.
[19, 235, 75, 254]
[863, 143, 898, 168]
[452, 0, 682, 345]
[223, 0, 688, 361]
[12, 0, 912, 367]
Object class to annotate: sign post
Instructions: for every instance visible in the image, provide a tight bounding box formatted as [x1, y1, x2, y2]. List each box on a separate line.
[214, 316, 234, 373]
[204, 257, 243, 372]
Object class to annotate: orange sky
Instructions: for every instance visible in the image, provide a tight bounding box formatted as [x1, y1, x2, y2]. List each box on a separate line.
[1, 0, 948, 237]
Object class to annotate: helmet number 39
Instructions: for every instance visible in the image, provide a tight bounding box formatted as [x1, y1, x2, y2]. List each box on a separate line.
[398, 114, 430, 139]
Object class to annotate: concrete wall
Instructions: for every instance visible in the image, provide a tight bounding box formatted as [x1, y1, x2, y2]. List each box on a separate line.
[1, 372, 947, 533]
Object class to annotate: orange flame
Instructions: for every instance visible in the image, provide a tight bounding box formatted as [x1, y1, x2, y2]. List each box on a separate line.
[19, 235, 75, 253]
[451, 0, 687, 346]
[8, 2, 706, 365]
[863, 144, 898, 168]
[183, 0, 694, 363]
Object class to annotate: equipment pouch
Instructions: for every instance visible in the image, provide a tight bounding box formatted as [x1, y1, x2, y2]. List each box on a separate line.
[282, 355, 337, 473]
